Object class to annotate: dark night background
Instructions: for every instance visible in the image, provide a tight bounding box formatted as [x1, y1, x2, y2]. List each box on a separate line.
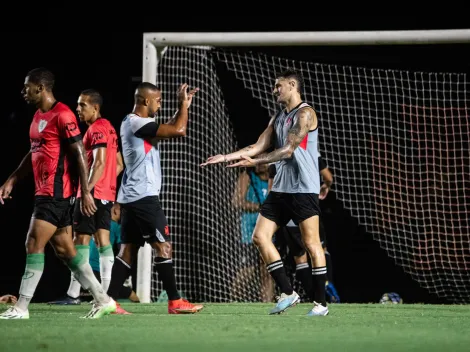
[1, 19, 469, 304]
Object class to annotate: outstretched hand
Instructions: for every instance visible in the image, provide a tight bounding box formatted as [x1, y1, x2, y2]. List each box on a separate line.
[226, 155, 257, 168]
[178, 83, 199, 109]
[0, 181, 14, 205]
[200, 154, 226, 167]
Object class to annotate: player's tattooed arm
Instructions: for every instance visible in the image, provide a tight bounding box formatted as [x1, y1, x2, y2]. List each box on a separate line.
[245, 108, 316, 165]
[200, 116, 275, 166]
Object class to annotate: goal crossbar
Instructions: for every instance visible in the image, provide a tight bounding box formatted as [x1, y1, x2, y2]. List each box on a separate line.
[145, 29, 470, 47]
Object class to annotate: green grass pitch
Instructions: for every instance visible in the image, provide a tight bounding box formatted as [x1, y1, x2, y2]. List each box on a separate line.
[1, 303, 470, 351]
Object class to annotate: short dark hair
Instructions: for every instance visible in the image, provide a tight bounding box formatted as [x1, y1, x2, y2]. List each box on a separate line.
[26, 67, 55, 91]
[277, 69, 304, 94]
[80, 89, 103, 109]
[136, 82, 160, 91]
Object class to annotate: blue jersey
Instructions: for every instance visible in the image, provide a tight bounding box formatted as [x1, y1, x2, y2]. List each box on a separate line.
[241, 171, 269, 244]
[89, 220, 121, 272]
[117, 114, 162, 203]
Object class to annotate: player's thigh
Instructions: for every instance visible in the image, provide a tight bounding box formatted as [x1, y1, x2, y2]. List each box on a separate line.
[122, 196, 159, 247]
[28, 196, 70, 252]
[252, 214, 279, 245]
[150, 206, 172, 257]
[298, 215, 321, 247]
[73, 198, 96, 236]
[259, 191, 291, 228]
[120, 203, 140, 246]
[289, 193, 321, 226]
[93, 200, 113, 247]
[26, 218, 58, 252]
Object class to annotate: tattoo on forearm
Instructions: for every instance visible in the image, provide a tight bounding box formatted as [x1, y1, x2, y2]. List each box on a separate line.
[253, 109, 314, 165]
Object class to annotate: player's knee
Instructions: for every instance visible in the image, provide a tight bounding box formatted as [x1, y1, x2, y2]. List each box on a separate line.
[25, 235, 44, 254]
[252, 231, 269, 248]
[303, 241, 323, 257]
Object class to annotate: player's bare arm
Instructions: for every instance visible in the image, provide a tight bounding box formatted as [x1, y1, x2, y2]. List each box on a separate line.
[228, 107, 316, 168]
[154, 83, 199, 140]
[116, 151, 124, 176]
[68, 140, 97, 217]
[319, 166, 333, 200]
[87, 147, 107, 192]
[231, 171, 260, 212]
[200, 117, 275, 167]
[0, 151, 32, 204]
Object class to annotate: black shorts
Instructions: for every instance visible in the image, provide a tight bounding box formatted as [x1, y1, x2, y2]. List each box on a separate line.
[121, 196, 170, 246]
[33, 196, 74, 228]
[73, 198, 113, 235]
[275, 219, 327, 258]
[260, 191, 321, 227]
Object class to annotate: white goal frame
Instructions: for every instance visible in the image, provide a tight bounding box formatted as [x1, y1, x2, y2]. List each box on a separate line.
[137, 29, 470, 303]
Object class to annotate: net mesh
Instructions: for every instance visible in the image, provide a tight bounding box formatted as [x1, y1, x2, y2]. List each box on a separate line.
[151, 45, 470, 303]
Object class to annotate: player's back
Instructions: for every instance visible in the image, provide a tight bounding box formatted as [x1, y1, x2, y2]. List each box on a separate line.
[117, 114, 161, 204]
[271, 102, 320, 194]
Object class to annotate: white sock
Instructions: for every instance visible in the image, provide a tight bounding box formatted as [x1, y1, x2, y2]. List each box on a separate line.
[17, 253, 45, 311]
[66, 273, 81, 299]
[68, 253, 110, 305]
[98, 245, 114, 293]
[66, 245, 90, 299]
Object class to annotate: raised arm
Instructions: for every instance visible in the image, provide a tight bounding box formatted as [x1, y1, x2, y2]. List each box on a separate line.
[153, 83, 199, 140]
[200, 116, 275, 167]
[0, 151, 32, 204]
[228, 107, 317, 168]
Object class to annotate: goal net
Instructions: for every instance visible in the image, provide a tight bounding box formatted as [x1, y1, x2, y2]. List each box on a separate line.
[148, 44, 470, 304]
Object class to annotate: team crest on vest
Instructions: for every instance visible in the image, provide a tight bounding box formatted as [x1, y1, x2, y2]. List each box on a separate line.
[38, 119, 48, 133]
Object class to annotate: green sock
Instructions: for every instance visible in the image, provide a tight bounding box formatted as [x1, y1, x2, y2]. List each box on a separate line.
[67, 245, 89, 298]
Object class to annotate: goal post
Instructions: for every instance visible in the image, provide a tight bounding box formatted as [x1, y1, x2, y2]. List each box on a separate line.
[138, 30, 470, 304]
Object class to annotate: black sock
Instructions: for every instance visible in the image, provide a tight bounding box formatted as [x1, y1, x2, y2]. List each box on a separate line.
[107, 257, 131, 299]
[312, 266, 327, 306]
[266, 260, 293, 295]
[296, 263, 314, 301]
[325, 251, 334, 284]
[155, 257, 180, 300]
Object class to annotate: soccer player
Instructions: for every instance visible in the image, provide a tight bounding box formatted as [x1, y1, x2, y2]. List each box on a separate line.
[0, 68, 116, 319]
[48, 89, 124, 306]
[230, 164, 274, 302]
[201, 69, 328, 316]
[269, 155, 340, 303]
[107, 82, 203, 314]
